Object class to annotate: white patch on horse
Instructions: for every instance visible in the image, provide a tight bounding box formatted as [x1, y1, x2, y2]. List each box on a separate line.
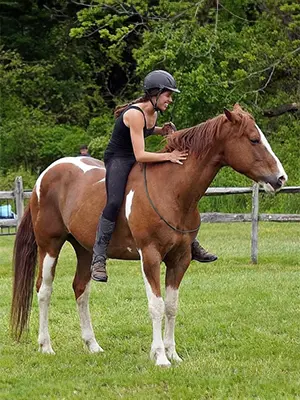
[138, 249, 171, 367]
[95, 178, 105, 184]
[127, 247, 133, 253]
[35, 157, 105, 200]
[255, 124, 287, 181]
[125, 190, 134, 220]
[138, 249, 151, 299]
[37, 254, 56, 354]
[77, 282, 103, 353]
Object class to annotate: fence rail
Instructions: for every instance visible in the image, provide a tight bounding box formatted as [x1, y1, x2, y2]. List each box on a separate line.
[0, 177, 299, 263]
[205, 186, 300, 195]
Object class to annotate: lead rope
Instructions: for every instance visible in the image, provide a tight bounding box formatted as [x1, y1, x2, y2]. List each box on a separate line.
[143, 163, 200, 234]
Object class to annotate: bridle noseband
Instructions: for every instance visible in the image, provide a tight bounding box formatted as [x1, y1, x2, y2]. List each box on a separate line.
[143, 164, 200, 234]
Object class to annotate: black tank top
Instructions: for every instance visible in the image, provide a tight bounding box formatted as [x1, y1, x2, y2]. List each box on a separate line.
[104, 105, 157, 160]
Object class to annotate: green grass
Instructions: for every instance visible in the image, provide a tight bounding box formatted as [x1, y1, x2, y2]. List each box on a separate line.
[0, 223, 300, 399]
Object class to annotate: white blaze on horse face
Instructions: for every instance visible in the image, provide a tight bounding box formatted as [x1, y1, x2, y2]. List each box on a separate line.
[255, 124, 288, 187]
[37, 253, 56, 354]
[125, 190, 135, 220]
[35, 157, 105, 201]
[77, 282, 103, 353]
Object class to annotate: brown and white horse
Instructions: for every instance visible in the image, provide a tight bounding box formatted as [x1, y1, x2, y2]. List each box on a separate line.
[11, 105, 287, 366]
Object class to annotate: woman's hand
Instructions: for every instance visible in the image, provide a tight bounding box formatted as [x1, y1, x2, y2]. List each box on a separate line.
[169, 149, 188, 165]
[161, 122, 177, 136]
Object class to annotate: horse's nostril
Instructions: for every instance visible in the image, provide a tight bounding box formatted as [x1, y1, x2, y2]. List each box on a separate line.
[277, 176, 285, 187]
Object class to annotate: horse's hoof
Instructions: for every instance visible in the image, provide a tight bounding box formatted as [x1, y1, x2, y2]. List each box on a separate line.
[88, 342, 104, 353]
[171, 353, 183, 363]
[154, 353, 172, 367]
[156, 358, 171, 368]
[165, 346, 183, 363]
[39, 344, 55, 354]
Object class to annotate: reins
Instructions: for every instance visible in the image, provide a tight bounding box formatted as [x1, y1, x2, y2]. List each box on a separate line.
[143, 163, 200, 234]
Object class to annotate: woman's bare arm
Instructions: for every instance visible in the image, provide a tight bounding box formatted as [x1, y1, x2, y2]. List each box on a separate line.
[124, 109, 187, 164]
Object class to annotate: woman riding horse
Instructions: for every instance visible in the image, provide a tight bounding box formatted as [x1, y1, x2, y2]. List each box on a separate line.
[91, 70, 217, 282]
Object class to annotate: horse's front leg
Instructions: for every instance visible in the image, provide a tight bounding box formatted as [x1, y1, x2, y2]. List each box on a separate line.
[164, 252, 191, 363]
[138, 247, 170, 367]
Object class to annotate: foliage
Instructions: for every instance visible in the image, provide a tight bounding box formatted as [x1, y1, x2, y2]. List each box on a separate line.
[0, 94, 89, 172]
[0, 167, 37, 191]
[87, 114, 114, 158]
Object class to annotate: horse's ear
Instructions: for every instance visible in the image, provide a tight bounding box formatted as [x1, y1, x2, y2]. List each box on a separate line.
[224, 108, 233, 122]
[233, 103, 243, 112]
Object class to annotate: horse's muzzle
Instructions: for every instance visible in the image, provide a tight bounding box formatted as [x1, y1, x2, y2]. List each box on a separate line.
[261, 173, 288, 193]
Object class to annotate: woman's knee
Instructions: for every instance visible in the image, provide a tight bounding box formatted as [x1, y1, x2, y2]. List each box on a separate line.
[103, 202, 121, 221]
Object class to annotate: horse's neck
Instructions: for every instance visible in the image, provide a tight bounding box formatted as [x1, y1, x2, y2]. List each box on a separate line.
[183, 156, 221, 206]
[156, 153, 222, 213]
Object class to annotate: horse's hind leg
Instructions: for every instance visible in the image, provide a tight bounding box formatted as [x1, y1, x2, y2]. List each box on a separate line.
[69, 237, 103, 353]
[36, 240, 63, 354]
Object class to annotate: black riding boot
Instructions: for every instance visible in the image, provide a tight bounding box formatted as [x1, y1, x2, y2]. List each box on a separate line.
[191, 239, 218, 263]
[91, 216, 115, 282]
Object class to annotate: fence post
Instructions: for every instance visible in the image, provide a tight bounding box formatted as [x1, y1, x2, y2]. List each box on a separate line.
[251, 183, 259, 264]
[15, 176, 24, 228]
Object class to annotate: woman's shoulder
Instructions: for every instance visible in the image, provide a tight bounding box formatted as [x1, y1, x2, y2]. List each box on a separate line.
[126, 103, 145, 113]
[123, 102, 157, 128]
[123, 105, 145, 119]
[123, 106, 145, 128]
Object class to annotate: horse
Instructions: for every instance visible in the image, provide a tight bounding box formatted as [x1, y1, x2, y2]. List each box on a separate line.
[11, 104, 287, 367]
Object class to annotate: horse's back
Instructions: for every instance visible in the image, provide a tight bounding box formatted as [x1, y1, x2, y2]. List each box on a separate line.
[31, 157, 107, 246]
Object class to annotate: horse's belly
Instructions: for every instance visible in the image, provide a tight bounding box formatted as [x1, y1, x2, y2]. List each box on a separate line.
[107, 212, 140, 260]
[107, 244, 140, 260]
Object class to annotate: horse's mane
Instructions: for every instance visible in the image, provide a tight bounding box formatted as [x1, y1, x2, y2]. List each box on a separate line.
[163, 110, 253, 158]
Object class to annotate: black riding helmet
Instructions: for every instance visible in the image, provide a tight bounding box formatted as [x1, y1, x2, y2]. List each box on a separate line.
[143, 70, 180, 112]
[143, 70, 180, 94]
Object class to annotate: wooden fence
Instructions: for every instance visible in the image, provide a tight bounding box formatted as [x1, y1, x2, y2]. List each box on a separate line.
[0, 177, 299, 263]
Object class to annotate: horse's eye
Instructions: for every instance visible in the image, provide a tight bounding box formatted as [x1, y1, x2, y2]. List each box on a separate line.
[250, 138, 260, 144]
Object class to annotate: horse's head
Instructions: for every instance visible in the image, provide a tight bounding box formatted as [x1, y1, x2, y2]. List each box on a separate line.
[222, 104, 287, 192]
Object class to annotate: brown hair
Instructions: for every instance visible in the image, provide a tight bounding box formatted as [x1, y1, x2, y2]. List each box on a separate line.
[114, 95, 148, 118]
[113, 88, 163, 118]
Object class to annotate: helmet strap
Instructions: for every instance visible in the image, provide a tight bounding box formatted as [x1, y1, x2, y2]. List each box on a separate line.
[149, 89, 164, 113]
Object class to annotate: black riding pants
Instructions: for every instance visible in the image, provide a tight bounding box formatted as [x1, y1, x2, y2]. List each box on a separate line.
[102, 156, 136, 222]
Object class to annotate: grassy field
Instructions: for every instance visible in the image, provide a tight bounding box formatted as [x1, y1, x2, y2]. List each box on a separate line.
[0, 222, 299, 399]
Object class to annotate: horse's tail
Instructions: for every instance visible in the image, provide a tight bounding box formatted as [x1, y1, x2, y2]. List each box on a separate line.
[10, 206, 37, 340]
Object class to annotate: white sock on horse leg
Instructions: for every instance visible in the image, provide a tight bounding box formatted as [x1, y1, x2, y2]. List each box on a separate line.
[149, 294, 170, 366]
[164, 286, 182, 362]
[37, 253, 55, 354]
[76, 282, 103, 353]
[138, 249, 170, 367]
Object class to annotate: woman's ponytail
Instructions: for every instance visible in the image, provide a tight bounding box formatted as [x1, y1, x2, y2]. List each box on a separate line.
[114, 94, 149, 118]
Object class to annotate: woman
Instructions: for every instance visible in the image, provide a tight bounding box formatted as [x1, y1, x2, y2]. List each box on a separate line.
[91, 70, 217, 282]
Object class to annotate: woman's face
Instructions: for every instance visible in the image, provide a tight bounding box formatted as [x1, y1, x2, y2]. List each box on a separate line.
[156, 91, 173, 112]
